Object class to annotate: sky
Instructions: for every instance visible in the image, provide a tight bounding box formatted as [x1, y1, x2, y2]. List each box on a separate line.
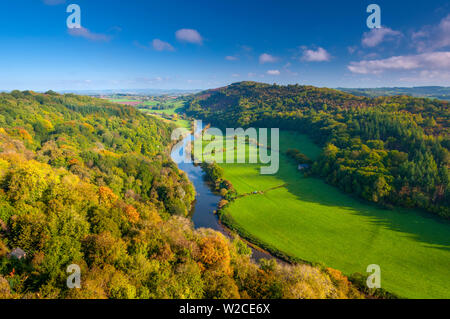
[0, 0, 449, 91]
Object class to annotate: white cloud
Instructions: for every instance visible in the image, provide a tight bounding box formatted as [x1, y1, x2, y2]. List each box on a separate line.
[413, 14, 450, 52]
[361, 27, 402, 47]
[347, 51, 450, 74]
[152, 39, 174, 51]
[68, 27, 111, 42]
[175, 29, 203, 44]
[259, 53, 278, 64]
[267, 70, 280, 75]
[43, 0, 65, 5]
[400, 70, 450, 83]
[301, 47, 331, 62]
[225, 55, 238, 61]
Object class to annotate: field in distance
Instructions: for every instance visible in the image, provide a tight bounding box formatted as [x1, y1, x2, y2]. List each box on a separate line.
[110, 96, 190, 128]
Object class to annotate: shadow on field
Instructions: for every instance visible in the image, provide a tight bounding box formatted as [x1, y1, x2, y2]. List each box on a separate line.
[281, 171, 450, 253]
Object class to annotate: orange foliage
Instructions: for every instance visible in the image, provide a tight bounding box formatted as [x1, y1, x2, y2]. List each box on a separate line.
[98, 186, 118, 206]
[68, 158, 79, 166]
[326, 267, 351, 288]
[125, 205, 140, 223]
[17, 128, 32, 141]
[199, 235, 231, 274]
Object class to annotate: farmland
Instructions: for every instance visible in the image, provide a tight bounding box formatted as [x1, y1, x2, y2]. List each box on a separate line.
[110, 96, 190, 128]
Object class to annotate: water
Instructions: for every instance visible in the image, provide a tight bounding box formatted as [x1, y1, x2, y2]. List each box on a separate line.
[170, 121, 274, 262]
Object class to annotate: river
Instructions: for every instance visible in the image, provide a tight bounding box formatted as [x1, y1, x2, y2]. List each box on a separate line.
[170, 120, 275, 262]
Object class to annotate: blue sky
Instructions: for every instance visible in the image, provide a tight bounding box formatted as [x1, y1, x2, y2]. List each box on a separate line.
[0, 0, 449, 90]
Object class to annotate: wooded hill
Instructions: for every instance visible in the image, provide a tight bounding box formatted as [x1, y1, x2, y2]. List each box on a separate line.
[186, 81, 450, 218]
[338, 86, 450, 101]
[0, 90, 364, 299]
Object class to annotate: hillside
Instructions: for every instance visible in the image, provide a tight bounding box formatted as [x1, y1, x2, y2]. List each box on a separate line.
[0, 90, 363, 299]
[338, 87, 450, 101]
[186, 81, 450, 217]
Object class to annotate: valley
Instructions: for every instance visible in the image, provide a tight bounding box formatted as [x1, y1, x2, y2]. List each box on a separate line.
[215, 132, 450, 298]
[184, 81, 450, 298]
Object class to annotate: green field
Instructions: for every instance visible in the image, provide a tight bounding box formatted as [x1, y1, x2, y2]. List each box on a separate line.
[142, 104, 190, 128]
[202, 131, 450, 298]
[109, 98, 141, 103]
[111, 98, 190, 128]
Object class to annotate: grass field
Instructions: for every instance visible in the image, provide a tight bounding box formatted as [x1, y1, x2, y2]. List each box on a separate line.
[111, 98, 190, 128]
[202, 130, 450, 298]
[142, 104, 190, 128]
[109, 98, 141, 103]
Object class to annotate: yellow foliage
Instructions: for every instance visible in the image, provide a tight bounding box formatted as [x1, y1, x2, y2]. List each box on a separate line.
[125, 205, 140, 223]
[82, 123, 95, 133]
[199, 235, 232, 275]
[98, 186, 118, 207]
[99, 149, 120, 158]
[41, 119, 54, 132]
[0, 158, 10, 180]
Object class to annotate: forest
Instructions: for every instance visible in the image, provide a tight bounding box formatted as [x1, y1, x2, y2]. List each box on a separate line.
[186, 81, 450, 218]
[338, 86, 450, 101]
[0, 90, 365, 299]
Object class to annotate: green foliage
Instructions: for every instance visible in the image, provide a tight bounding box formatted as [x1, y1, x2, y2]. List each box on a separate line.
[286, 149, 312, 164]
[186, 81, 449, 218]
[0, 91, 362, 299]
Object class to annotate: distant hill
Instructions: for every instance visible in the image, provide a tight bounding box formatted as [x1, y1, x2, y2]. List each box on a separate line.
[337, 86, 450, 101]
[58, 88, 202, 96]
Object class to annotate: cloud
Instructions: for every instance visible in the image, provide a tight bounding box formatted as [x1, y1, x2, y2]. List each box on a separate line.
[283, 63, 299, 76]
[347, 46, 358, 54]
[267, 70, 280, 75]
[134, 76, 169, 85]
[225, 55, 239, 61]
[109, 26, 123, 33]
[152, 39, 174, 51]
[361, 27, 402, 47]
[301, 47, 331, 62]
[240, 45, 253, 52]
[347, 51, 450, 74]
[400, 70, 450, 83]
[412, 14, 450, 52]
[43, 0, 65, 5]
[259, 53, 278, 64]
[175, 29, 203, 44]
[68, 27, 111, 42]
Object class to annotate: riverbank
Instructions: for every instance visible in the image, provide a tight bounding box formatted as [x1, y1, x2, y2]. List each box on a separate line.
[169, 120, 278, 262]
